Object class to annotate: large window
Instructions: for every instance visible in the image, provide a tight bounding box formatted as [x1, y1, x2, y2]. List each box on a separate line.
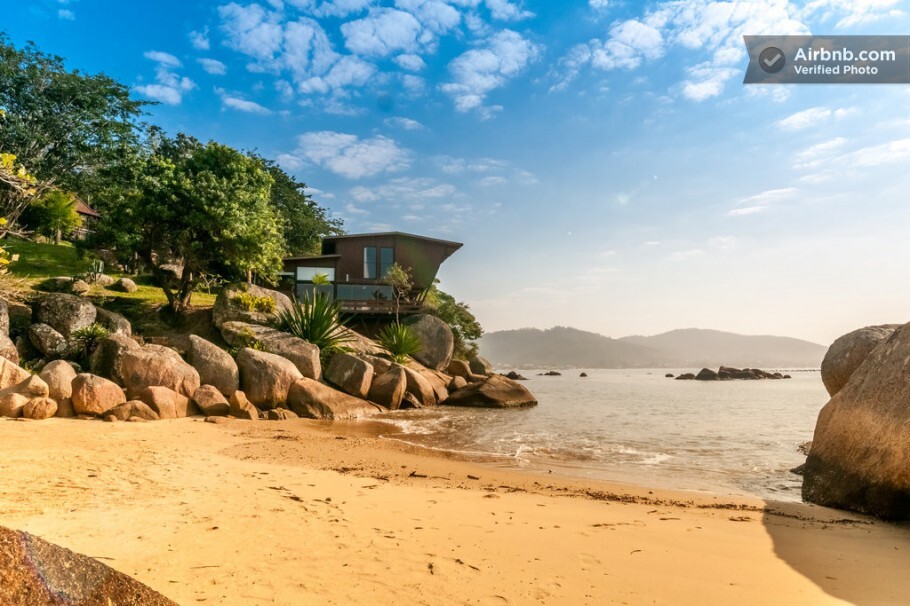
[380, 247, 394, 277]
[363, 247, 377, 279]
[296, 267, 335, 282]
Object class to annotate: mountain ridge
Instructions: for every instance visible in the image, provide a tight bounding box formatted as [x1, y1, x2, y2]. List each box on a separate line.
[478, 326, 827, 369]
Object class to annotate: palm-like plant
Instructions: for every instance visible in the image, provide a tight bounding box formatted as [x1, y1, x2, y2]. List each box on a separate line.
[277, 293, 352, 356]
[378, 322, 421, 364]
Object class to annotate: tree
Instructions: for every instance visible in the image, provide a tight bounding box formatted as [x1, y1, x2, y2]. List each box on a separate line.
[0, 149, 39, 232]
[256, 158, 343, 256]
[424, 283, 483, 358]
[21, 189, 82, 244]
[384, 262, 413, 323]
[0, 35, 146, 201]
[93, 134, 284, 313]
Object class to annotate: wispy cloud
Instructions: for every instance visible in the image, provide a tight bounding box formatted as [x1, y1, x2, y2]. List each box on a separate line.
[216, 87, 271, 114]
[776, 106, 855, 131]
[384, 116, 425, 130]
[136, 51, 195, 105]
[728, 187, 798, 216]
[284, 131, 410, 179]
[198, 58, 228, 75]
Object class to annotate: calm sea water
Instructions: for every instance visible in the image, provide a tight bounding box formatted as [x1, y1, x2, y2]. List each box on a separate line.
[371, 369, 829, 502]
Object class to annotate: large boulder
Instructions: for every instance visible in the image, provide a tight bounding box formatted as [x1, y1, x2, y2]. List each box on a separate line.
[236, 348, 302, 409]
[137, 386, 195, 419]
[229, 391, 259, 421]
[119, 344, 201, 398]
[803, 322, 910, 519]
[405, 314, 455, 371]
[28, 323, 70, 359]
[695, 368, 719, 381]
[446, 374, 538, 408]
[360, 354, 393, 376]
[71, 373, 126, 416]
[0, 357, 31, 390]
[409, 365, 451, 403]
[0, 525, 178, 606]
[113, 277, 138, 293]
[447, 359, 472, 379]
[468, 355, 493, 376]
[368, 366, 407, 410]
[39, 360, 76, 416]
[0, 375, 50, 418]
[212, 283, 292, 329]
[105, 400, 160, 422]
[192, 385, 230, 417]
[402, 366, 437, 407]
[34, 293, 96, 339]
[22, 397, 58, 420]
[94, 307, 132, 336]
[325, 352, 373, 399]
[187, 335, 239, 396]
[0, 334, 18, 364]
[220, 321, 320, 380]
[89, 334, 140, 385]
[820, 325, 900, 397]
[286, 377, 381, 420]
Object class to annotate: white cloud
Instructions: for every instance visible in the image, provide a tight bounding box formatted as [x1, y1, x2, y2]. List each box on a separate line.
[680, 64, 738, 101]
[395, 53, 427, 71]
[219, 3, 285, 61]
[137, 51, 195, 105]
[441, 29, 541, 114]
[589, 0, 609, 9]
[289, 131, 410, 179]
[591, 19, 664, 70]
[485, 0, 534, 21]
[728, 187, 798, 216]
[802, 0, 905, 28]
[479, 175, 508, 187]
[384, 116, 425, 130]
[776, 106, 855, 131]
[58, 9, 75, 20]
[794, 137, 847, 169]
[351, 177, 457, 204]
[189, 29, 211, 51]
[342, 8, 422, 57]
[216, 88, 272, 114]
[396, 0, 462, 35]
[843, 137, 910, 168]
[198, 58, 228, 75]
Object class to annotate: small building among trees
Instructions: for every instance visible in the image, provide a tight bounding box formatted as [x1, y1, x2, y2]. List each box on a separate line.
[281, 232, 462, 314]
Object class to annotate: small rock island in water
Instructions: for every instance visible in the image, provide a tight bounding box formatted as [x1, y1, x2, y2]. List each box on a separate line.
[674, 366, 792, 381]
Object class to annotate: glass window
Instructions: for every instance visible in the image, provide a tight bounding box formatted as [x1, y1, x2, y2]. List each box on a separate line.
[296, 267, 336, 282]
[380, 247, 394, 277]
[363, 247, 377, 278]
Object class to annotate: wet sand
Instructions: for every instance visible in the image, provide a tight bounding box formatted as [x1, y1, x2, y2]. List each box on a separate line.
[1, 417, 908, 605]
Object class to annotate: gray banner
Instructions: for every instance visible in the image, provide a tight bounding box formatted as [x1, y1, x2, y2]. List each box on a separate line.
[743, 35, 910, 84]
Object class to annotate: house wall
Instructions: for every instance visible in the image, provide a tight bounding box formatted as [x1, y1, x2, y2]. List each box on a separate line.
[330, 235, 454, 289]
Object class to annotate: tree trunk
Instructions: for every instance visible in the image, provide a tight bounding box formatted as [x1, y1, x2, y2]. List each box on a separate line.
[55, 228, 61, 245]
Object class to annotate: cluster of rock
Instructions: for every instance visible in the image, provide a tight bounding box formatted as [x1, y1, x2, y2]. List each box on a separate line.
[803, 324, 910, 520]
[674, 366, 792, 381]
[0, 284, 537, 424]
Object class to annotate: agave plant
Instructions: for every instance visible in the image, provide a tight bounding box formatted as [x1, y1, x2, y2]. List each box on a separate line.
[378, 322, 421, 364]
[277, 293, 352, 356]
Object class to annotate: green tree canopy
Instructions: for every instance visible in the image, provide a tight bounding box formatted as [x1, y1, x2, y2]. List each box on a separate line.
[92, 134, 284, 312]
[424, 283, 483, 358]
[0, 34, 145, 217]
[21, 189, 82, 244]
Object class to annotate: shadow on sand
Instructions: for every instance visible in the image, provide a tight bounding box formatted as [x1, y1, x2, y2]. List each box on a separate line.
[762, 500, 910, 604]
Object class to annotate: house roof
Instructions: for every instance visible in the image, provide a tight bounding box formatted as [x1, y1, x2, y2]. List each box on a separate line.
[75, 200, 101, 218]
[283, 253, 341, 262]
[323, 231, 463, 249]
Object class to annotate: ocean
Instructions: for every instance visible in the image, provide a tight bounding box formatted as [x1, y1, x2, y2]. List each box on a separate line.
[370, 368, 829, 502]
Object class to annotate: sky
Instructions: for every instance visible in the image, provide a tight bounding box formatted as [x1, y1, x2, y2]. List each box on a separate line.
[4, 0, 910, 345]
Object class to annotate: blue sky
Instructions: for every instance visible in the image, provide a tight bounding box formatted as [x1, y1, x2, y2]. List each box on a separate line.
[6, 0, 910, 343]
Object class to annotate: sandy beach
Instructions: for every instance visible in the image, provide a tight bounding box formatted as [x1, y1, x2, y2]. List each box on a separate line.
[1, 417, 908, 605]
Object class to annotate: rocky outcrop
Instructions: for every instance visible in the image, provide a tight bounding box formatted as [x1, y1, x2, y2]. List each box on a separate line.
[446, 374, 538, 408]
[803, 322, 910, 519]
[0, 375, 51, 418]
[0, 525, 179, 606]
[34, 293, 96, 339]
[402, 366, 437, 407]
[820, 325, 900, 397]
[360, 354, 392, 376]
[675, 373, 696, 380]
[71, 374, 126, 417]
[468, 355, 493, 376]
[0, 334, 17, 364]
[187, 335, 239, 396]
[22, 397, 57, 420]
[368, 366, 407, 410]
[229, 391, 259, 420]
[268, 408, 298, 420]
[448, 376, 467, 391]
[0, 358, 31, 391]
[287, 377, 381, 420]
[405, 314, 454, 371]
[39, 360, 76, 417]
[695, 368, 719, 381]
[192, 385, 230, 417]
[212, 283, 292, 328]
[505, 371, 527, 381]
[447, 359, 471, 379]
[221, 321, 320, 380]
[137, 386, 194, 419]
[105, 400, 160, 422]
[119, 344, 201, 398]
[89, 334, 140, 385]
[236, 348, 302, 409]
[325, 353, 373, 399]
[94, 307, 132, 336]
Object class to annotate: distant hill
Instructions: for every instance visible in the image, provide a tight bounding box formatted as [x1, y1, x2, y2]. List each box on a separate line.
[479, 326, 827, 369]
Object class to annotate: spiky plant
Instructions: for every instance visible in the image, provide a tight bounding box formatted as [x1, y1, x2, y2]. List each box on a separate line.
[378, 322, 421, 364]
[277, 293, 352, 356]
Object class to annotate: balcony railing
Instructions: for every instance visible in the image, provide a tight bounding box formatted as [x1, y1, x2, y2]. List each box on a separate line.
[337, 299, 423, 315]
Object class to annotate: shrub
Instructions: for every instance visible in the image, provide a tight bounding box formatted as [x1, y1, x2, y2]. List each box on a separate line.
[71, 322, 109, 359]
[378, 322, 421, 364]
[277, 293, 351, 356]
[231, 292, 276, 313]
[226, 327, 266, 357]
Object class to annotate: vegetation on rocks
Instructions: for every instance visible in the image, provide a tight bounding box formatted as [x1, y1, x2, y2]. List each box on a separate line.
[378, 322, 422, 364]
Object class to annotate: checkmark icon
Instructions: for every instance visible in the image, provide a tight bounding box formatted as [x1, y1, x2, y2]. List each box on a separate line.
[758, 47, 786, 73]
[763, 53, 782, 67]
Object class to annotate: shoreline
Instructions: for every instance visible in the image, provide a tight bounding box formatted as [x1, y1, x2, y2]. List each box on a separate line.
[2, 417, 909, 604]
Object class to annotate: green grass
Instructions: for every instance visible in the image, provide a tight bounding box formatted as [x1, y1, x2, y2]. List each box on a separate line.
[5, 239, 95, 278]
